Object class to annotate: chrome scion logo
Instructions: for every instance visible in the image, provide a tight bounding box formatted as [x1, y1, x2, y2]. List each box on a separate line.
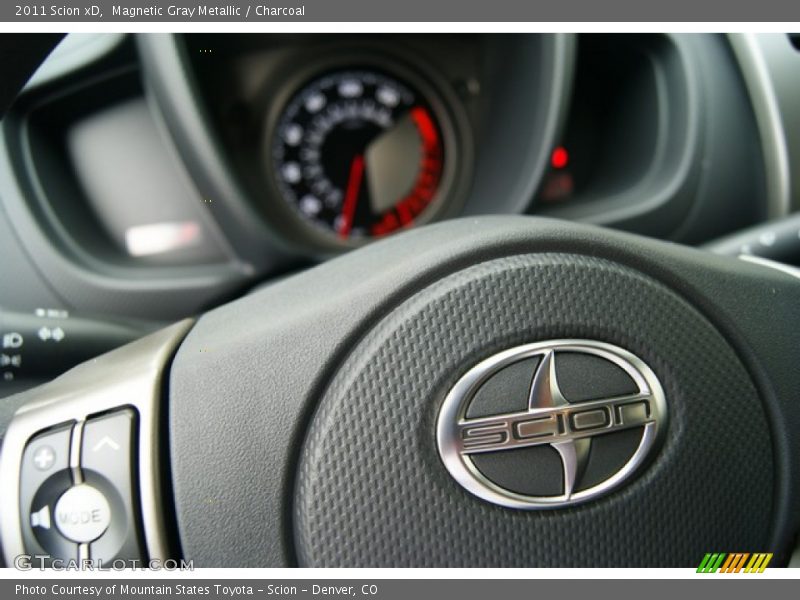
[436, 340, 667, 509]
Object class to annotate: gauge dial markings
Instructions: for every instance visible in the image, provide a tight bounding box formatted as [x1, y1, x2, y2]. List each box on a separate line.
[271, 69, 447, 242]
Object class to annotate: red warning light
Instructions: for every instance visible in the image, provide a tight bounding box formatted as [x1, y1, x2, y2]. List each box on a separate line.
[551, 146, 569, 169]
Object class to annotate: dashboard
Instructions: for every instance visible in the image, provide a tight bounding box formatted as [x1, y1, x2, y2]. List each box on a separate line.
[3, 33, 800, 568]
[1, 33, 799, 386]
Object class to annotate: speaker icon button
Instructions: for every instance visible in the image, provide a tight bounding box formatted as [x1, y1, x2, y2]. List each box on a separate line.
[30, 505, 51, 530]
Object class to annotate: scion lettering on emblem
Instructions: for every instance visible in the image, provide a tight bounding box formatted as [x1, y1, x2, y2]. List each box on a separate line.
[436, 340, 667, 509]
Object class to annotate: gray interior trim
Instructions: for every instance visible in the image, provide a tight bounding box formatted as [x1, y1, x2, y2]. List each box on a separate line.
[0, 319, 193, 566]
[465, 33, 576, 216]
[729, 33, 791, 218]
[0, 136, 246, 320]
[738, 254, 800, 281]
[136, 34, 288, 270]
[24, 34, 127, 91]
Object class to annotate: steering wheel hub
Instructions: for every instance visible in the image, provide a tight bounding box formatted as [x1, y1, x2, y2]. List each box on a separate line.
[294, 253, 772, 566]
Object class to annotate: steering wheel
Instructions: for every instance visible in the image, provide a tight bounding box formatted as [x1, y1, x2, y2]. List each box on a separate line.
[1, 35, 799, 568]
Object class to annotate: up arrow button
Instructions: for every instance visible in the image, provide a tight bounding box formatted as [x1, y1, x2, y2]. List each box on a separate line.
[92, 436, 120, 453]
[80, 408, 142, 562]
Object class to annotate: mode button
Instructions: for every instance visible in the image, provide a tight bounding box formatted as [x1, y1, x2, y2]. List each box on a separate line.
[54, 484, 111, 543]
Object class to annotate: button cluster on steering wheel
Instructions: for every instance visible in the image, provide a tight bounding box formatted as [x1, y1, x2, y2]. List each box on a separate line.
[19, 409, 142, 566]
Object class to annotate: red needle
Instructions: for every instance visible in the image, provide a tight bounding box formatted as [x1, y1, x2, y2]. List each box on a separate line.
[339, 154, 365, 239]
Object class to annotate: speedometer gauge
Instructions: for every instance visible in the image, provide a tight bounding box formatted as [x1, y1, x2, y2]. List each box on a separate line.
[270, 68, 457, 244]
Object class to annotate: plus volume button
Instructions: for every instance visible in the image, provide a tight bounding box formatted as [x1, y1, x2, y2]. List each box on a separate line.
[20, 424, 78, 563]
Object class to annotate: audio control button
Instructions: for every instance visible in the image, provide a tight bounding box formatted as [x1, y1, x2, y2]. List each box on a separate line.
[20, 424, 78, 563]
[82, 409, 143, 563]
[53, 484, 111, 543]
